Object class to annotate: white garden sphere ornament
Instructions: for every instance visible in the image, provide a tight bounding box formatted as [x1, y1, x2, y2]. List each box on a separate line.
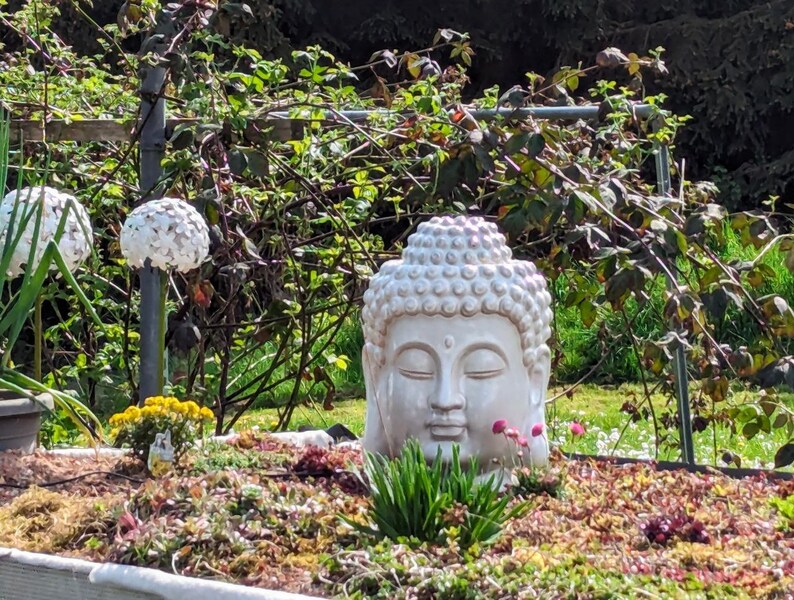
[0, 186, 93, 277]
[120, 197, 210, 273]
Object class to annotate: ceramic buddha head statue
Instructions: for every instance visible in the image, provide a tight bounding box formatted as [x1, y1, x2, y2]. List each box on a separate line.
[361, 215, 553, 472]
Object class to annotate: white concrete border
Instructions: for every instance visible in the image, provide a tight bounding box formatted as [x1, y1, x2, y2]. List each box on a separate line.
[0, 547, 323, 600]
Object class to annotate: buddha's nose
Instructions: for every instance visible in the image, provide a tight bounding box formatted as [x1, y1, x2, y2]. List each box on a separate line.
[430, 378, 465, 412]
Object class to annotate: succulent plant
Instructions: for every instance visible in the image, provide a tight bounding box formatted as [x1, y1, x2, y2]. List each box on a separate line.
[639, 513, 711, 546]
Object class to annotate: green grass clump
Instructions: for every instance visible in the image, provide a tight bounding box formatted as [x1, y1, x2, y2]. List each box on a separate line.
[770, 494, 794, 530]
[350, 439, 527, 548]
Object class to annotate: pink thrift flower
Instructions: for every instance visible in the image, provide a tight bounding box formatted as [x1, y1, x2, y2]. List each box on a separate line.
[505, 427, 520, 439]
[531, 423, 544, 437]
[492, 419, 508, 434]
[570, 422, 586, 436]
[518, 436, 529, 448]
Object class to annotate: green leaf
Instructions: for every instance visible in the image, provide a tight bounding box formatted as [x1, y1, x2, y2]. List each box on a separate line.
[742, 421, 760, 440]
[773, 413, 788, 429]
[51, 250, 104, 328]
[228, 149, 248, 175]
[580, 300, 597, 328]
[244, 150, 268, 178]
[527, 133, 545, 158]
[205, 198, 221, 226]
[170, 125, 195, 150]
[504, 132, 528, 155]
[760, 400, 776, 417]
[773, 443, 794, 469]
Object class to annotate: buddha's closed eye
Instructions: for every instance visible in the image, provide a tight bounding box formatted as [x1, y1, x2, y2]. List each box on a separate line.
[464, 348, 506, 379]
[396, 347, 435, 380]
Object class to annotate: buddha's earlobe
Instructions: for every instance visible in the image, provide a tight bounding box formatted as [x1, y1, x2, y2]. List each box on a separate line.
[362, 343, 392, 455]
[362, 342, 379, 393]
[529, 346, 552, 408]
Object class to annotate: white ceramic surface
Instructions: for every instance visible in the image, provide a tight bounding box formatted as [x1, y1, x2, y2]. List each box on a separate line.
[212, 430, 335, 448]
[361, 215, 552, 472]
[0, 547, 321, 600]
[120, 197, 209, 273]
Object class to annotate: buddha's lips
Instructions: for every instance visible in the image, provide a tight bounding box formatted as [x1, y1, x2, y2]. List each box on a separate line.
[427, 418, 467, 439]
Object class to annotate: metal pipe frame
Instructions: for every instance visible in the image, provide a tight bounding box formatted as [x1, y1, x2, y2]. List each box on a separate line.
[138, 62, 167, 403]
[653, 135, 695, 464]
[134, 87, 693, 457]
[267, 103, 657, 123]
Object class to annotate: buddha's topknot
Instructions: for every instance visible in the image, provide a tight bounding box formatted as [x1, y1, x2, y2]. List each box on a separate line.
[361, 216, 552, 368]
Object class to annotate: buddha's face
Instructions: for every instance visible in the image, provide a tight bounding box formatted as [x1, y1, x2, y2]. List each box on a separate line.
[363, 314, 549, 468]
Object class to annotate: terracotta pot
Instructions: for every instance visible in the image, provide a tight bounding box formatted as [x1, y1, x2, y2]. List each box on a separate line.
[0, 391, 54, 453]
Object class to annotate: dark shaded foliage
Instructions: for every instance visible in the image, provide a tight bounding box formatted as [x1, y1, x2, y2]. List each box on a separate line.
[4, 0, 791, 210]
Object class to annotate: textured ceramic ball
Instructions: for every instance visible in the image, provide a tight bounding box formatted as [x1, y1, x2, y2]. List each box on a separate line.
[0, 186, 93, 277]
[120, 197, 210, 272]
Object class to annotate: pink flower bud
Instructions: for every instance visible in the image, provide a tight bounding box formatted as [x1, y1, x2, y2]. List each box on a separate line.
[492, 419, 508, 434]
[518, 436, 529, 448]
[505, 427, 520, 439]
[570, 422, 586, 436]
[531, 423, 544, 437]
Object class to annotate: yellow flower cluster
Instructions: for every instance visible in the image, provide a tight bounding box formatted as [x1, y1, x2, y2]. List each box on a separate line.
[108, 396, 214, 428]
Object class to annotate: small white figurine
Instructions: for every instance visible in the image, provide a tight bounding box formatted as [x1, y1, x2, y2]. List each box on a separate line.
[148, 429, 175, 476]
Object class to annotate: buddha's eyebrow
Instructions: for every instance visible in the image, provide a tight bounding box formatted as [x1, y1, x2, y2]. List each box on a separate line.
[393, 341, 436, 355]
[460, 342, 508, 360]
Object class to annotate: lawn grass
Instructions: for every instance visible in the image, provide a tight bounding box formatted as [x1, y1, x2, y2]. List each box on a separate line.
[237, 383, 794, 470]
[235, 397, 368, 434]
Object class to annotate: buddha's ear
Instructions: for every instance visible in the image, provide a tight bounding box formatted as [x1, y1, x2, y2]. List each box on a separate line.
[527, 346, 551, 467]
[362, 343, 381, 400]
[362, 343, 390, 455]
[529, 345, 551, 409]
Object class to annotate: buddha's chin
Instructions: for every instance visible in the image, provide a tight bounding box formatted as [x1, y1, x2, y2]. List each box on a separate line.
[421, 435, 473, 462]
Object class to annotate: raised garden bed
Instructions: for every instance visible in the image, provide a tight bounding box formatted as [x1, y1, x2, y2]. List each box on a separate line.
[1, 433, 793, 598]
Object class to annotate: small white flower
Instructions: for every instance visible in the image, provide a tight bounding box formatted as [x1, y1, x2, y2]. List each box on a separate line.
[120, 197, 210, 272]
[0, 186, 93, 277]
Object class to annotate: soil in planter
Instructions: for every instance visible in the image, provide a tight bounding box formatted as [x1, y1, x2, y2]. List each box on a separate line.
[0, 450, 146, 555]
[0, 450, 146, 503]
[1, 436, 793, 598]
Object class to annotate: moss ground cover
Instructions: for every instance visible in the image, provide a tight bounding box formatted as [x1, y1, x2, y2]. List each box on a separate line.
[1, 433, 793, 598]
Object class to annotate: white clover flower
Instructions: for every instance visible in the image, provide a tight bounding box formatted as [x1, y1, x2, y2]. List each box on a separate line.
[120, 197, 209, 272]
[0, 186, 93, 277]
